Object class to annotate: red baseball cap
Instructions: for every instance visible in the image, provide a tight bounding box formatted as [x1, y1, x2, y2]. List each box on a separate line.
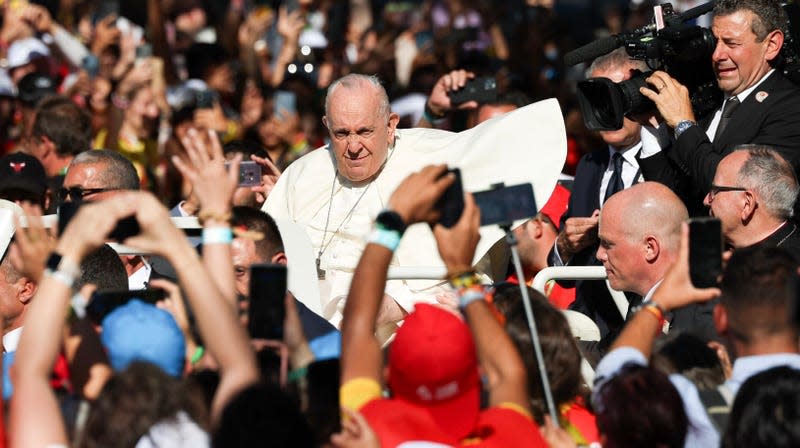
[388, 304, 481, 440]
[539, 184, 570, 230]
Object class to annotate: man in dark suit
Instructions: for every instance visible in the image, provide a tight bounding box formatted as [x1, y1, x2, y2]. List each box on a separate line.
[638, 0, 800, 214]
[548, 48, 649, 341]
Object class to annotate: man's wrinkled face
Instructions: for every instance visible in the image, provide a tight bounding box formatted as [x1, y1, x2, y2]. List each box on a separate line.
[703, 152, 748, 242]
[596, 210, 643, 292]
[712, 11, 779, 95]
[324, 85, 399, 183]
[591, 65, 641, 149]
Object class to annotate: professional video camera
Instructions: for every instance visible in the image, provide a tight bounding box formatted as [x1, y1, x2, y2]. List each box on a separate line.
[567, 2, 721, 131]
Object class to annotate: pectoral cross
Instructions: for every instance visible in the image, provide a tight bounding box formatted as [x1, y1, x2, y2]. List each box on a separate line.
[316, 257, 326, 280]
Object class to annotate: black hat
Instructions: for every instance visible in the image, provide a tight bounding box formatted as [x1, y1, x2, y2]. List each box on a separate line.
[17, 72, 56, 106]
[0, 152, 47, 200]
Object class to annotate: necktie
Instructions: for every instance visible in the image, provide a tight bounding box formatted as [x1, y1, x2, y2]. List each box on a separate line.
[714, 96, 740, 141]
[604, 152, 624, 204]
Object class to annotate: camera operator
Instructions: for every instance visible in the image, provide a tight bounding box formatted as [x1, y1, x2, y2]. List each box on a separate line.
[637, 0, 800, 213]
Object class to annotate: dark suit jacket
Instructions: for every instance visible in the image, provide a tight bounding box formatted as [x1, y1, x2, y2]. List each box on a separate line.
[639, 71, 800, 214]
[548, 147, 636, 338]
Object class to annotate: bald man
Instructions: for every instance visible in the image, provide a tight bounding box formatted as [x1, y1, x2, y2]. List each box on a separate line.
[597, 182, 715, 340]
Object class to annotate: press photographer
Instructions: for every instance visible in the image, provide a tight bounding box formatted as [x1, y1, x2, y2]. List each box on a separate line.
[573, 0, 800, 214]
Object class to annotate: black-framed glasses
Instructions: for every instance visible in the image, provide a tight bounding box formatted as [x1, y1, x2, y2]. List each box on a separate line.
[709, 184, 748, 199]
[56, 186, 120, 203]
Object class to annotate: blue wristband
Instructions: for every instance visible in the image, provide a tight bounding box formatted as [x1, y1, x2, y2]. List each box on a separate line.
[458, 288, 485, 310]
[368, 227, 402, 251]
[202, 227, 233, 245]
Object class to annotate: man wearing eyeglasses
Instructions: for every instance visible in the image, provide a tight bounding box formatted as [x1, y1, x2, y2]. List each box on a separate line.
[61, 150, 154, 289]
[705, 145, 800, 258]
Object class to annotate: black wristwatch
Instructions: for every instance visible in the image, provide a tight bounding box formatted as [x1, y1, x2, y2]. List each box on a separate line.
[375, 209, 407, 235]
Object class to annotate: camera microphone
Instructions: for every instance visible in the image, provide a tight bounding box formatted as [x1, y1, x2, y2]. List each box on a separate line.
[564, 35, 623, 66]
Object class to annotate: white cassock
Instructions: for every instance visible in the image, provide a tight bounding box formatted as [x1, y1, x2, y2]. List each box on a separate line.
[264, 98, 567, 326]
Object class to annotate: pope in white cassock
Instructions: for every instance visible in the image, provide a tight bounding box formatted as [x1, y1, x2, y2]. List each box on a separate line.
[264, 73, 567, 328]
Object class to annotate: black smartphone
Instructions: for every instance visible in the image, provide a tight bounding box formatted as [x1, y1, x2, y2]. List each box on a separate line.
[195, 89, 218, 109]
[284, 0, 300, 13]
[472, 183, 537, 227]
[58, 201, 140, 242]
[436, 168, 464, 228]
[248, 264, 287, 340]
[448, 76, 498, 106]
[87, 288, 167, 323]
[688, 217, 723, 288]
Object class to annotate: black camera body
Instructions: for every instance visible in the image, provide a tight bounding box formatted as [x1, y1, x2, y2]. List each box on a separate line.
[575, 3, 722, 131]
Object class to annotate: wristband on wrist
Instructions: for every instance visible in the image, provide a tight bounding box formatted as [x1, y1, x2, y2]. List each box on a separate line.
[641, 304, 667, 334]
[448, 270, 481, 289]
[368, 227, 402, 251]
[191, 346, 205, 365]
[45, 252, 81, 288]
[423, 102, 446, 122]
[202, 227, 233, 245]
[458, 286, 485, 310]
[375, 209, 407, 235]
[198, 209, 232, 225]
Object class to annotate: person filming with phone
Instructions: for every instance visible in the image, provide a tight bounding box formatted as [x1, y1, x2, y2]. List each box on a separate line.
[703, 145, 800, 259]
[637, 0, 800, 212]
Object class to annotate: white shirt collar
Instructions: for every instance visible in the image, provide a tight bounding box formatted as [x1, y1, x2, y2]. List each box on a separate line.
[3, 326, 23, 352]
[128, 258, 152, 290]
[731, 69, 775, 103]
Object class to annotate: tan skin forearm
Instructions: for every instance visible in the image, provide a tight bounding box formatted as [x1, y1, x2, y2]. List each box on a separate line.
[340, 243, 393, 384]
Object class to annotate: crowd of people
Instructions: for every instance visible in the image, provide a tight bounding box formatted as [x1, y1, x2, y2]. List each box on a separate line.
[0, 0, 798, 447]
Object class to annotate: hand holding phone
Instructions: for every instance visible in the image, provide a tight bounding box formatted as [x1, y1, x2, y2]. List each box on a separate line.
[448, 76, 498, 106]
[58, 201, 140, 242]
[436, 168, 464, 228]
[227, 160, 262, 187]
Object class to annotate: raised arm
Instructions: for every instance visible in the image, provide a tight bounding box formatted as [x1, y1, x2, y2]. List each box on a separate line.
[173, 128, 241, 310]
[340, 165, 454, 384]
[123, 192, 258, 423]
[433, 195, 529, 410]
[10, 198, 141, 447]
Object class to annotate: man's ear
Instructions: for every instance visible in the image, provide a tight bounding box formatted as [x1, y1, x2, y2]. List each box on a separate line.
[764, 29, 784, 62]
[322, 116, 329, 130]
[18, 277, 37, 305]
[741, 191, 757, 221]
[713, 303, 728, 336]
[270, 251, 288, 265]
[644, 235, 660, 262]
[387, 112, 400, 144]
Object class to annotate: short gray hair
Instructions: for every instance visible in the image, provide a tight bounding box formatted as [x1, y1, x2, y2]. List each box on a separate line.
[587, 48, 648, 77]
[324, 74, 390, 119]
[735, 145, 799, 219]
[71, 149, 140, 191]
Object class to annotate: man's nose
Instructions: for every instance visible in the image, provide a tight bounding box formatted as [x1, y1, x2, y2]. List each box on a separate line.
[703, 192, 712, 207]
[711, 40, 726, 62]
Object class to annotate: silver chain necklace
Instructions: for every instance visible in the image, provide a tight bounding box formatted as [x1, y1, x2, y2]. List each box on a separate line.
[315, 145, 395, 279]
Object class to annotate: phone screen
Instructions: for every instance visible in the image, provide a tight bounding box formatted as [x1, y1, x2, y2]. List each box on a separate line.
[248, 264, 287, 340]
[472, 183, 537, 227]
[688, 217, 722, 288]
[87, 289, 167, 323]
[274, 90, 297, 119]
[436, 168, 464, 228]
